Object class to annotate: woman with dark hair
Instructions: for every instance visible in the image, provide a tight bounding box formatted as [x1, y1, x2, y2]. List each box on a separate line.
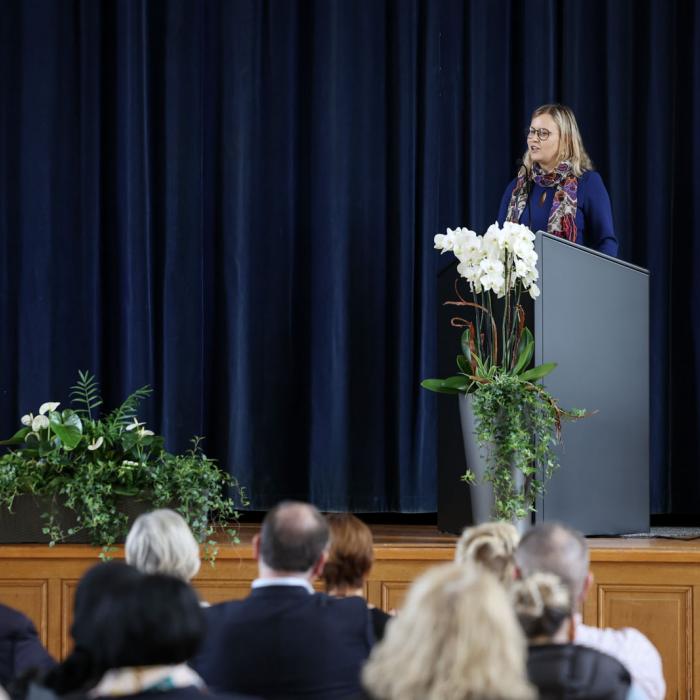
[12, 562, 141, 700]
[322, 514, 391, 641]
[498, 103, 618, 257]
[87, 573, 259, 700]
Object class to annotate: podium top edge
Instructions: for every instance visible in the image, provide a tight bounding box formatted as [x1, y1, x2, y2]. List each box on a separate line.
[536, 231, 649, 275]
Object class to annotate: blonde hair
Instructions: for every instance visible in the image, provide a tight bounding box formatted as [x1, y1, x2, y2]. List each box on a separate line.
[522, 104, 593, 176]
[362, 563, 535, 700]
[455, 521, 520, 584]
[125, 509, 201, 581]
[511, 572, 572, 641]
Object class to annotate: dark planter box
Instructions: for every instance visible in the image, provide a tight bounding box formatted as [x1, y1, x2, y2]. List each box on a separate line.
[0, 494, 154, 544]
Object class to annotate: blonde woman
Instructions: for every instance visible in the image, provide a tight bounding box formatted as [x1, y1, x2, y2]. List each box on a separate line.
[512, 573, 636, 700]
[125, 509, 201, 582]
[454, 521, 520, 584]
[360, 563, 535, 700]
[498, 103, 618, 256]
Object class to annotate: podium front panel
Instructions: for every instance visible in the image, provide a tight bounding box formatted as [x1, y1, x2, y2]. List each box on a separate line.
[535, 234, 649, 535]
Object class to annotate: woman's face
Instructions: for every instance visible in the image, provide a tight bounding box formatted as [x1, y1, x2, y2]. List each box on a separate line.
[527, 113, 560, 172]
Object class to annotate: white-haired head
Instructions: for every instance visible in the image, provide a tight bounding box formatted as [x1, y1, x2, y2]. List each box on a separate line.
[125, 509, 201, 581]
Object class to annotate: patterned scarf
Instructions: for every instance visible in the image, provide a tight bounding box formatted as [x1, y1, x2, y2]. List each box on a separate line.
[505, 161, 579, 242]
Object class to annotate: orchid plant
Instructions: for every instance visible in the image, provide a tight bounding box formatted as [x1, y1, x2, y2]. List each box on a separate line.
[0, 371, 248, 553]
[422, 222, 584, 520]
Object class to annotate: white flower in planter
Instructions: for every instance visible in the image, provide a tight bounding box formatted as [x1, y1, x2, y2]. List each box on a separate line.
[125, 418, 145, 432]
[21, 413, 35, 427]
[32, 415, 50, 432]
[138, 427, 154, 438]
[87, 436, 104, 451]
[39, 402, 60, 415]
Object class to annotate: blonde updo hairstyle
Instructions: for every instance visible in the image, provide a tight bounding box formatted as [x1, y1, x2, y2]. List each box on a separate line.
[362, 563, 535, 700]
[455, 521, 520, 584]
[522, 103, 593, 177]
[511, 572, 573, 641]
[125, 508, 201, 582]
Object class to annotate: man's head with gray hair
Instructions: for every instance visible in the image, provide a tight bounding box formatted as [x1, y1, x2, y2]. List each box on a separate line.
[255, 501, 330, 579]
[514, 522, 590, 603]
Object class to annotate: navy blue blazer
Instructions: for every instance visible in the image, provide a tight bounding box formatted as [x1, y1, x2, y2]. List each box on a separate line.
[0, 603, 55, 686]
[193, 585, 374, 700]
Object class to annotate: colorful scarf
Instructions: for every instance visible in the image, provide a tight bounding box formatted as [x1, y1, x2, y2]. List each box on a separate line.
[505, 161, 579, 242]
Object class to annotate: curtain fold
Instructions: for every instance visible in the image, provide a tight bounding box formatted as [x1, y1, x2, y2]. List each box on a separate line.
[1, 0, 698, 513]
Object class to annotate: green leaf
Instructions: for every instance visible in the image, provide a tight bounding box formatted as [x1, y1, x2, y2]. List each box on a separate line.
[460, 329, 472, 365]
[512, 328, 535, 376]
[456, 355, 470, 374]
[520, 362, 557, 382]
[49, 412, 83, 450]
[0, 427, 31, 445]
[442, 375, 470, 391]
[420, 379, 460, 395]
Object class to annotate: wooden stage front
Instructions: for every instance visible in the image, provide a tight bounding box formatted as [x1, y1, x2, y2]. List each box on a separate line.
[0, 525, 697, 700]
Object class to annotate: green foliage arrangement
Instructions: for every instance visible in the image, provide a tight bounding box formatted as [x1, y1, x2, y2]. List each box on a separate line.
[0, 371, 248, 553]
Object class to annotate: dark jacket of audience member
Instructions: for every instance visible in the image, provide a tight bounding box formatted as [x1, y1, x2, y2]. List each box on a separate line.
[197, 588, 373, 699]
[0, 603, 54, 687]
[194, 502, 374, 700]
[527, 644, 631, 700]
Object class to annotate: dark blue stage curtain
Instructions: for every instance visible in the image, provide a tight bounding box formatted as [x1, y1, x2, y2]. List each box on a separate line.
[1, 0, 698, 513]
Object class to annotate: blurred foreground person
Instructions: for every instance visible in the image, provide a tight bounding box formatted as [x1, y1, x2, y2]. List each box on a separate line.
[195, 501, 373, 699]
[126, 509, 201, 582]
[512, 573, 633, 700]
[515, 523, 664, 700]
[322, 514, 391, 641]
[0, 603, 54, 687]
[360, 563, 535, 700]
[454, 521, 520, 584]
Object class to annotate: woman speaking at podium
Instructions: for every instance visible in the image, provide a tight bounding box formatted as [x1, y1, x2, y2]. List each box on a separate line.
[497, 104, 618, 257]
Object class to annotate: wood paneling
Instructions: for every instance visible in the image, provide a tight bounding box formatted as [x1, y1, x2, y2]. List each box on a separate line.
[0, 530, 699, 700]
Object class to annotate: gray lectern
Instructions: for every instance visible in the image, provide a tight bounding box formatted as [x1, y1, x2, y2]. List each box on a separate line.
[436, 233, 649, 536]
[533, 232, 649, 535]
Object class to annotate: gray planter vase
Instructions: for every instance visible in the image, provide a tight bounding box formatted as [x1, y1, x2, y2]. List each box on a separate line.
[458, 393, 530, 534]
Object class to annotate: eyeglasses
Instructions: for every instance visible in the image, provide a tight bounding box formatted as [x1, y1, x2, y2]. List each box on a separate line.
[526, 127, 553, 141]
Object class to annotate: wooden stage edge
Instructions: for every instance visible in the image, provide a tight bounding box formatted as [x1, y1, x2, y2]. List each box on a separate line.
[0, 525, 697, 700]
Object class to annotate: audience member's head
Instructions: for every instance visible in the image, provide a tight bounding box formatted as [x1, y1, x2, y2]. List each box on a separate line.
[40, 562, 142, 695]
[90, 572, 204, 671]
[455, 521, 520, 583]
[255, 501, 330, 579]
[125, 508, 201, 582]
[361, 563, 535, 700]
[322, 513, 374, 595]
[511, 572, 573, 643]
[514, 523, 590, 604]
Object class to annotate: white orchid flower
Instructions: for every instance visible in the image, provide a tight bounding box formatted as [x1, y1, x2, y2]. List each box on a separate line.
[21, 413, 35, 427]
[31, 415, 50, 432]
[39, 402, 60, 415]
[125, 418, 145, 431]
[528, 283, 541, 300]
[87, 436, 104, 451]
[137, 427, 154, 438]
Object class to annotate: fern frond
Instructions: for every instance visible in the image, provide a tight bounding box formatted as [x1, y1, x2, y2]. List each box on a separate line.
[108, 385, 153, 426]
[69, 370, 103, 420]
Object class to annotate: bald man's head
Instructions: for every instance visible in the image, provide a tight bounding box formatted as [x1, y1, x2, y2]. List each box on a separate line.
[259, 501, 330, 574]
[515, 523, 589, 600]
